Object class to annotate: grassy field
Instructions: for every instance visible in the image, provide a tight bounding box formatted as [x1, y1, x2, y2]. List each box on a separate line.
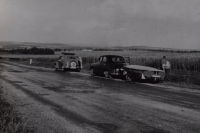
[1, 51, 200, 88]
[1, 50, 200, 58]
[1, 51, 200, 70]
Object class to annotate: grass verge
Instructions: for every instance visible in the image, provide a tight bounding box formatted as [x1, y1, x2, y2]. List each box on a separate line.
[0, 88, 34, 133]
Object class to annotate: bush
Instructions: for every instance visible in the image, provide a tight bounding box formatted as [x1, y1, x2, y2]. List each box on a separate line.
[8, 47, 54, 55]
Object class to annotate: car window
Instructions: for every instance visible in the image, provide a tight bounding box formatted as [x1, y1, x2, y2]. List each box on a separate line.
[102, 57, 107, 63]
[99, 57, 103, 62]
[67, 56, 76, 59]
[111, 57, 125, 62]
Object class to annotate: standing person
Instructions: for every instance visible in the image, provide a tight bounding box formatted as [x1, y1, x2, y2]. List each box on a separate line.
[161, 56, 170, 73]
[161, 56, 167, 70]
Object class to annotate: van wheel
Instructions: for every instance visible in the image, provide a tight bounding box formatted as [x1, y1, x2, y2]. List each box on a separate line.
[61, 64, 66, 72]
[54, 63, 58, 71]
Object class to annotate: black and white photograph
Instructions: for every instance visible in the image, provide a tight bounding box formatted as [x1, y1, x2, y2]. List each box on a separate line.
[0, 0, 200, 133]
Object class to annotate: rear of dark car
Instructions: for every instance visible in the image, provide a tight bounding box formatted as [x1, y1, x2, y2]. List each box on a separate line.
[106, 56, 128, 78]
[90, 55, 129, 78]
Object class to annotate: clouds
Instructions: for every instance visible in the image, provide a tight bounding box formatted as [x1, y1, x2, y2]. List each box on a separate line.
[85, 0, 200, 48]
[0, 0, 200, 49]
[89, 0, 200, 24]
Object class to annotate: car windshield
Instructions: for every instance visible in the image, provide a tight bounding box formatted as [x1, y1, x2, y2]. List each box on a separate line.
[111, 56, 125, 62]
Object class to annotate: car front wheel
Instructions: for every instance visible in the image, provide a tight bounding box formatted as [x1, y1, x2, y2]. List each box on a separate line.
[104, 71, 112, 78]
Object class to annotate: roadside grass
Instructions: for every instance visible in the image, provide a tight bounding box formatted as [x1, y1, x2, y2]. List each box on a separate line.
[0, 89, 34, 133]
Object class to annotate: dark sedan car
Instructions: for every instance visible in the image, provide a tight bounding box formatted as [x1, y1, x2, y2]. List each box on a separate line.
[90, 55, 129, 78]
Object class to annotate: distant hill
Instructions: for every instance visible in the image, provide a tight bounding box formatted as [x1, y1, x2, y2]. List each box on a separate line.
[113, 46, 200, 51]
[114, 46, 175, 50]
[0, 42, 72, 49]
[0, 41, 199, 52]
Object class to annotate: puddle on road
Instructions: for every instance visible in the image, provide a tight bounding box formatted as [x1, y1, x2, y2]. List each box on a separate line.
[14, 81, 23, 83]
[63, 90, 95, 93]
[43, 86, 95, 93]
[39, 93, 50, 96]
[43, 86, 66, 92]
[142, 129, 170, 133]
[96, 123, 118, 132]
[21, 84, 28, 86]
[7, 70, 23, 73]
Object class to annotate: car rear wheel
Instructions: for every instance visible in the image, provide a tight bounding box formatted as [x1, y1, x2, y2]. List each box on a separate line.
[124, 71, 132, 82]
[125, 74, 132, 82]
[76, 69, 81, 72]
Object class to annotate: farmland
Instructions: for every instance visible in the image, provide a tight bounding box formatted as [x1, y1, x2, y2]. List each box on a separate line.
[1, 50, 200, 88]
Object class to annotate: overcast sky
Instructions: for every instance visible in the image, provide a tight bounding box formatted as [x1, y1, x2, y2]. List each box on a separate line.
[0, 0, 200, 49]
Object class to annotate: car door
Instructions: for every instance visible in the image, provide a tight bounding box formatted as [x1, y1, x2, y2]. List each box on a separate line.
[99, 56, 108, 74]
[93, 56, 102, 74]
[58, 56, 63, 68]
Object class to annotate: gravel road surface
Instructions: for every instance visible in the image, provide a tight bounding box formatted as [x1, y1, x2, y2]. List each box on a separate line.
[0, 61, 200, 133]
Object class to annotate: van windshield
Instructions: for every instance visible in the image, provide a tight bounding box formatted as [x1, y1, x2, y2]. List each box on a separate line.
[67, 56, 77, 59]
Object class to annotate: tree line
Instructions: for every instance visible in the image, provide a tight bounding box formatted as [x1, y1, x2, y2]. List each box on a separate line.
[0, 47, 54, 54]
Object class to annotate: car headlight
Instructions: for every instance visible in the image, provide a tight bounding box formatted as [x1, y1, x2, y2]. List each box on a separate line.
[115, 69, 119, 73]
[123, 71, 127, 75]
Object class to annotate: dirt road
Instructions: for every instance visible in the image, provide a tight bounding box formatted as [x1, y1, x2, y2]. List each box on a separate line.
[0, 61, 200, 133]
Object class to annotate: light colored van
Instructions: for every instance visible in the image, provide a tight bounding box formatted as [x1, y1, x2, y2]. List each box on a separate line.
[54, 52, 82, 72]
